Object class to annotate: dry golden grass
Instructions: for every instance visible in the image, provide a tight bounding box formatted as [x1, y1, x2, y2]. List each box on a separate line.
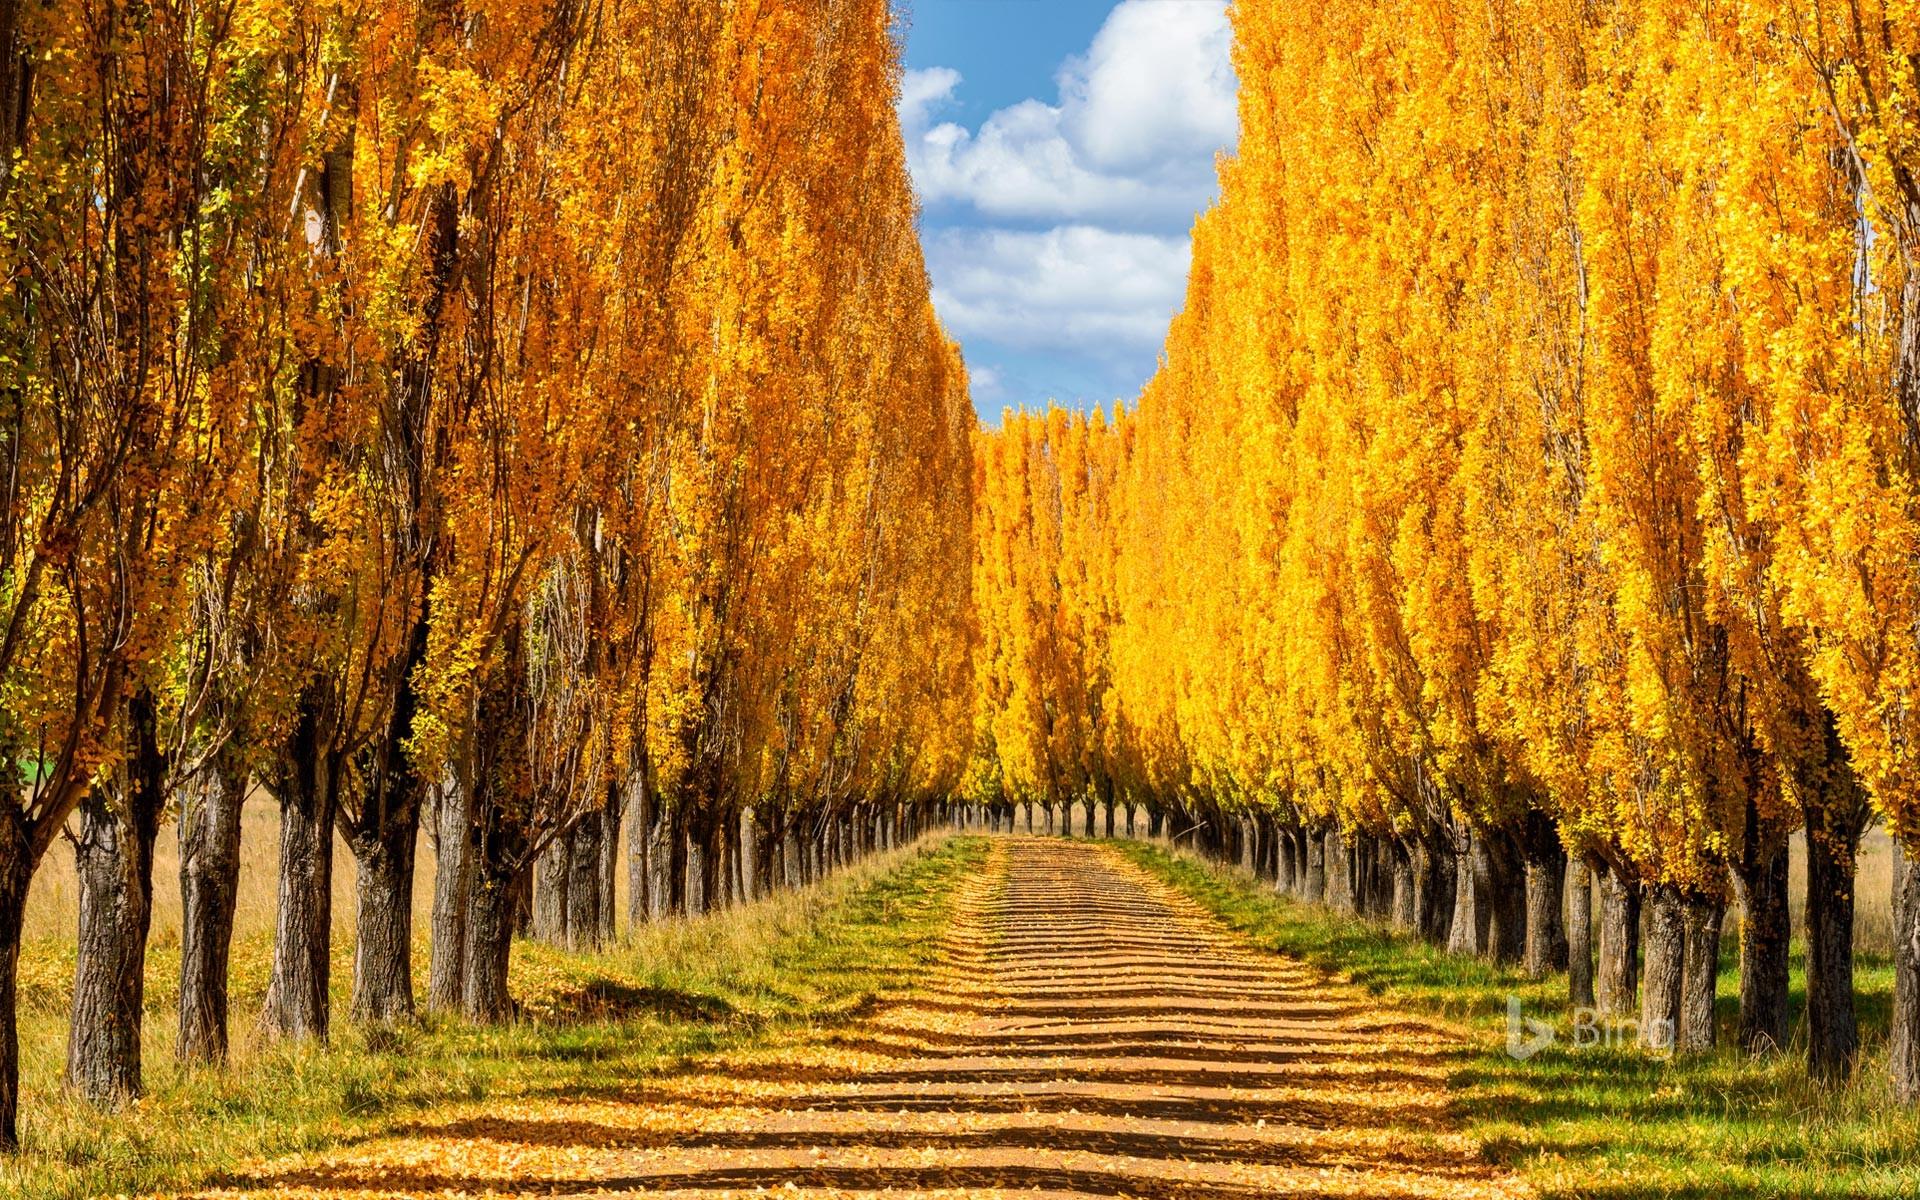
[20, 795, 435, 947]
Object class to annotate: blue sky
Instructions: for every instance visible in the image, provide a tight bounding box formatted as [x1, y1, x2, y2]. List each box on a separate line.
[898, 0, 1237, 425]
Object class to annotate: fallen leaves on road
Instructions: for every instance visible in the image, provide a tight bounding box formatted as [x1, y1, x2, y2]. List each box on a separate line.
[186, 840, 1526, 1199]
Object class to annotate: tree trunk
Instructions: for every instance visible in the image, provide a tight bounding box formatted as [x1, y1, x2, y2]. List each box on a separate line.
[568, 812, 603, 949]
[1677, 892, 1724, 1054]
[69, 690, 166, 1104]
[699, 812, 724, 913]
[1892, 840, 1920, 1102]
[667, 803, 690, 915]
[348, 811, 417, 1025]
[533, 825, 571, 944]
[1733, 837, 1789, 1056]
[1303, 827, 1326, 902]
[1521, 813, 1568, 978]
[1567, 855, 1595, 1010]
[738, 806, 757, 901]
[1389, 838, 1416, 931]
[597, 783, 620, 942]
[1415, 834, 1453, 945]
[1595, 858, 1641, 1017]
[66, 782, 162, 1106]
[1482, 828, 1527, 965]
[1447, 832, 1484, 956]
[427, 779, 473, 1015]
[0, 821, 28, 1152]
[1326, 828, 1352, 913]
[1804, 816, 1862, 1083]
[462, 857, 517, 1022]
[263, 690, 336, 1042]
[626, 766, 652, 929]
[648, 794, 672, 917]
[178, 747, 248, 1065]
[345, 605, 427, 1026]
[1639, 884, 1684, 1052]
[1369, 836, 1396, 917]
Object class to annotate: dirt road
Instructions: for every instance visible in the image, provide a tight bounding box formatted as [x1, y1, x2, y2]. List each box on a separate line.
[203, 838, 1523, 1198]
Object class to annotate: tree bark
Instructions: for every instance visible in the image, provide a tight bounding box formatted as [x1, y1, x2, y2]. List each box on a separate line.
[667, 802, 690, 915]
[1733, 838, 1790, 1056]
[698, 812, 724, 913]
[1521, 813, 1568, 977]
[1595, 859, 1641, 1017]
[648, 793, 672, 917]
[1325, 828, 1352, 913]
[262, 689, 337, 1042]
[67, 760, 163, 1107]
[427, 778, 473, 1015]
[1447, 832, 1484, 956]
[1804, 815, 1862, 1083]
[625, 765, 652, 928]
[597, 782, 620, 942]
[1389, 838, 1415, 931]
[1677, 891, 1724, 1054]
[349, 811, 417, 1025]
[1303, 827, 1326, 903]
[1415, 834, 1454, 945]
[462, 856, 518, 1022]
[1520, 837, 1566, 979]
[1892, 840, 1920, 1102]
[1482, 828, 1527, 965]
[178, 747, 248, 1065]
[1567, 854, 1595, 1010]
[568, 812, 604, 948]
[533, 825, 571, 944]
[0, 818, 28, 1152]
[1639, 884, 1684, 1052]
[344, 604, 428, 1026]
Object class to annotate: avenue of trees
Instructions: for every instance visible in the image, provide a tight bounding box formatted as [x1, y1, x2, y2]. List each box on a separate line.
[16, 0, 1920, 1162]
[0, 0, 974, 1150]
[971, 0, 1920, 1101]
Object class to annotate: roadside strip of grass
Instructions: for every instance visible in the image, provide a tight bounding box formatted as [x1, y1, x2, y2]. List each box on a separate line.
[1, 834, 987, 1200]
[1122, 840, 1920, 1200]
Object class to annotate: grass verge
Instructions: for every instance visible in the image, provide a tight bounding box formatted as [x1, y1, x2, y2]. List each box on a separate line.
[2, 834, 987, 1200]
[1121, 839, 1920, 1200]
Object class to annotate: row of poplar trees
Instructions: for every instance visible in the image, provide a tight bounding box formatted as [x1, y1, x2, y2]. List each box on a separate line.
[974, 0, 1920, 1099]
[0, 0, 974, 1150]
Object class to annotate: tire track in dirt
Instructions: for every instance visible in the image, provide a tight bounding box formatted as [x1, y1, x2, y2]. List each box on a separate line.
[196, 837, 1525, 1198]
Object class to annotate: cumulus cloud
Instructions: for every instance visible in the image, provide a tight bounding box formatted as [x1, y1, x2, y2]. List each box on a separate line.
[898, 66, 961, 133]
[1059, 0, 1238, 175]
[923, 225, 1190, 353]
[900, 0, 1234, 229]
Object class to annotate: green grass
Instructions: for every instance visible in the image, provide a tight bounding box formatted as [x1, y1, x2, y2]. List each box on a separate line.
[1122, 840, 1920, 1199]
[0, 834, 988, 1200]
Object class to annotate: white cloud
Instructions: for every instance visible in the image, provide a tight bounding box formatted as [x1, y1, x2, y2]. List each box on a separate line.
[900, 0, 1235, 229]
[924, 225, 1190, 353]
[899, 66, 961, 133]
[1060, 0, 1238, 175]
